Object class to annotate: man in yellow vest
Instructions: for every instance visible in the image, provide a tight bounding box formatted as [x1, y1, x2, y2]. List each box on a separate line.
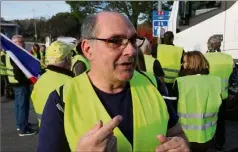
[138, 37, 165, 82]
[37, 12, 190, 152]
[156, 31, 184, 95]
[31, 41, 74, 126]
[71, 41, 90, 76]
[6, 35, 36, 136]
[205, 34, 235, 151]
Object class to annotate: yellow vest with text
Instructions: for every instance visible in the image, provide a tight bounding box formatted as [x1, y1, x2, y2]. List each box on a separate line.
[144, 55, 155, 73]
[157, 44, 183, 83]
[63, 71, 169, 152]
[31, 69, 72, 125]
[205, 52, 233, 99]
[177, 75, 222, 143]
[71, 55, 90, 71]
[5, 54, 18, 83]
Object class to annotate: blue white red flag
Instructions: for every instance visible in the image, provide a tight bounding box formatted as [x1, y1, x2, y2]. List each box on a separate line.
[0, 33, 41, 84]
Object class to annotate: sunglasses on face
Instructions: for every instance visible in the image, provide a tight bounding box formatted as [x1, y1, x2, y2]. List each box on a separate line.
[87, 35, 145, 50]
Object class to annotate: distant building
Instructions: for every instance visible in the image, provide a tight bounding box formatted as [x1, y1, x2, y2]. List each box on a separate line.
[1, 18, 19, 38]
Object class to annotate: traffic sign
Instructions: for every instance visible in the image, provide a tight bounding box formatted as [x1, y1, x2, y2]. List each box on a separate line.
[152, 10, 170, 38]
[153, 20, 168, 27]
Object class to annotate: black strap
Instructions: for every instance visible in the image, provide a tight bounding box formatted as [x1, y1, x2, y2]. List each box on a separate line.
[59, 85, 64, 102]
[137, 70, 156, 87]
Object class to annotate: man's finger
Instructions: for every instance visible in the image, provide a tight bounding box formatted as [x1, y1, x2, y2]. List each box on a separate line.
[157, 134, 168, 144]
[84, 120, 103, 136]
[94, 115, 123, 142]
[156, 137, 182, 152]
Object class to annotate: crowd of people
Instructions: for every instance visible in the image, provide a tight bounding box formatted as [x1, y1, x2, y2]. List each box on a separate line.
[1, 11, 238, 152]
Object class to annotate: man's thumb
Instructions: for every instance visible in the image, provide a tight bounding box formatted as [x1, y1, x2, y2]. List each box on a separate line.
[157, 134, 168, 144]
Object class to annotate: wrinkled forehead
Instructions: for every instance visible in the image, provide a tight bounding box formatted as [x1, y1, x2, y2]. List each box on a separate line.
[96, 13, 136, 38]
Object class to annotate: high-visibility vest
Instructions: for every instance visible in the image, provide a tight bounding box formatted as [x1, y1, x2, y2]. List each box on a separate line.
[143, 54, 155, 73]
[176, 75, 222, 143]
[5, 54, 18, 83]
[71, 55, 90, 71]
[62, 71, 168, 151]
[157, 44, 183, 83]
[0, 61, 8, 75]
[205, 52, 233, 99]
[31, 69, 72, 126]
[0, 52, 8, 75]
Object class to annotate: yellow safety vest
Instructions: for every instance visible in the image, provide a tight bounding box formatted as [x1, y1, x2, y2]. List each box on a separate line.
[31, 69, 72, 125]
[63, 71, 169, 151]
[176, 75, 222, 143]
[71, 55, 90, 71]
[144, 55, 155, 73]
[157, 44, 183, 83]
[204, 52, 233, 99]
[0, 61, 8, 75]
[5, 54, 18, 83]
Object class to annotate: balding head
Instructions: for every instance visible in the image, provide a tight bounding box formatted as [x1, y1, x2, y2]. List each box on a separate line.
[80, 11, 138, 83]
[12, 35, 24, 48]
[80, 11, 135, 40]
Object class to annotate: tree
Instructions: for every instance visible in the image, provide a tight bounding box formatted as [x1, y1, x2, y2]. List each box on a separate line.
[66, 1, 159, 29]
[47, 12, 81, 38]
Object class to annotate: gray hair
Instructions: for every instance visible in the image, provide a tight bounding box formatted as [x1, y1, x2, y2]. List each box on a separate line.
[80, 14, 98, 40]
[208, 35, 222, 44]
[12, 35, 23, 40]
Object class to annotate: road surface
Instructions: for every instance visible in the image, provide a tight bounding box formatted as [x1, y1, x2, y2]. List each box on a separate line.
[1, 96, 238, 152]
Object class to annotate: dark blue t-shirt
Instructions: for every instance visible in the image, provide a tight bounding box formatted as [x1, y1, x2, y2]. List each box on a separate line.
[37, 75, 178, 152]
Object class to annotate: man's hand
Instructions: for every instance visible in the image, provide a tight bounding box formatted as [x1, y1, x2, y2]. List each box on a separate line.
[75, 115, 122, 152]
[156, 134, 190, 152]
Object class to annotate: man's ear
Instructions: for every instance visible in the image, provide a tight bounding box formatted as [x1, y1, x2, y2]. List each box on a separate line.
[81, 40, 93, 60]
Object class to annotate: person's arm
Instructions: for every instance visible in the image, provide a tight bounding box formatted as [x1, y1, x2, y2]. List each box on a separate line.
[72, 61, 87, 76]
[37, 91, 70, 152]
[153, 60, 165, 82]
[228, 63, 238, 98]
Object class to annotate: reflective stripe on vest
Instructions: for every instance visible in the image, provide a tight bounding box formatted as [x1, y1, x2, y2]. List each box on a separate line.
[178, 112, 218, 118]
[143, 55, 155, 73]
[31, 70, 72, 127]
[205, 52, 233, 99]
[177, 75, 222, 143]
[63, 71, 169, 151]
[36, 113, 42, 120]
[182, 120, 217, 130]
[157, 44, 183, 83]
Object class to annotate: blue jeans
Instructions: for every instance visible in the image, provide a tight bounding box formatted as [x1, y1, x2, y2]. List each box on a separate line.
[13, 86, 30, 132]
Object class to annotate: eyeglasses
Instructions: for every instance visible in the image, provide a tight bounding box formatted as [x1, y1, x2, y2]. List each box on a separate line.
[87, 35, 145, 50]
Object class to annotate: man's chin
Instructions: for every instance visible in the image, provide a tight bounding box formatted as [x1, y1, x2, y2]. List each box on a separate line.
[118, 70, 134, 81]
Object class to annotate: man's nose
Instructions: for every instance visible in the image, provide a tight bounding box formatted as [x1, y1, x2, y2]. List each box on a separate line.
[122, 42, 136, 57]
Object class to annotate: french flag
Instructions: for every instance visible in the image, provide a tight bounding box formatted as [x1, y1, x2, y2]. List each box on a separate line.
[0, 33, 41, 84]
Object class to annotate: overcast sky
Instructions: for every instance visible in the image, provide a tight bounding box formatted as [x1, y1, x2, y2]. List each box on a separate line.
[1, 1, 71, 20]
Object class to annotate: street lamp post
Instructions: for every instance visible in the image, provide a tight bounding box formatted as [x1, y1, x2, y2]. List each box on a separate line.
[32, 9, 37, 42]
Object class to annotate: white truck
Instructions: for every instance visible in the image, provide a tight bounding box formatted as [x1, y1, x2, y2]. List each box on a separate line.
[167, 1, 238, 63]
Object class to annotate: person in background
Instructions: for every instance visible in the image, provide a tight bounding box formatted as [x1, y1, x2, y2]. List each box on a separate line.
[31, 41, 74, 127]
[40, 45, 46, 64]
[71, 41, 90, 76]
[7, 35, 36, 136]
[156, 31, 184, 95]
[205, 34, 237, 151]
[172, 51, 222, 152]
[37, 11, 189, 152]
[137, 37, 165, 82]
[30, 43, 41, 60]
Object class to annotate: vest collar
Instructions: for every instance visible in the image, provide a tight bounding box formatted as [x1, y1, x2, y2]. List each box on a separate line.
[46, 65, 74, 77]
